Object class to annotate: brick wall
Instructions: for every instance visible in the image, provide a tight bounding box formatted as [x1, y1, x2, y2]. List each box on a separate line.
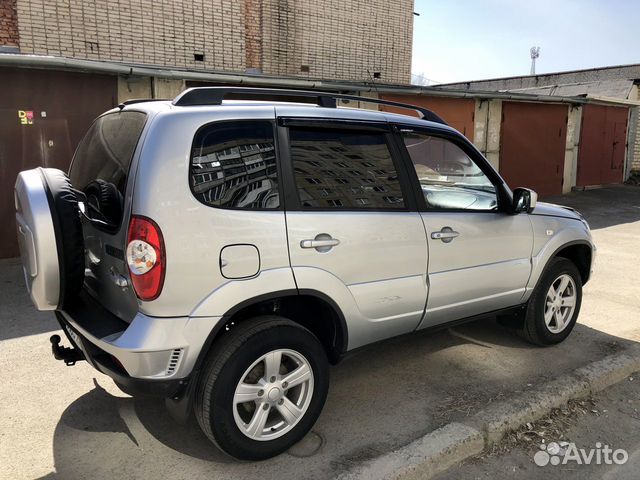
[260, 0, 413, 83]
[14, 0, 413, 83]
[0, 0, 19, 47]
[16, 0, 246, 72]
[440, 65, 640, 91]
[631, 108, 640, 172]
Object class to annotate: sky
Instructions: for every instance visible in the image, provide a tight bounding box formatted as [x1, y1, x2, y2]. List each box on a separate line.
[411, 0, 638, 84]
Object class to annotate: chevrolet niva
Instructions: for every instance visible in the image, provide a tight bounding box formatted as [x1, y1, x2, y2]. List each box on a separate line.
[14, 87, 594, 460]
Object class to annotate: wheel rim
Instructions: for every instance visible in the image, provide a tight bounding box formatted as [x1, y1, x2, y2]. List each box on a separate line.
[544, 274, 577, 334]
[232, 349, 314, 441]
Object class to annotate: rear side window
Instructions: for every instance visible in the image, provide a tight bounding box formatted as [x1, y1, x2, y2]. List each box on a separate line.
[70, 111, 147, 226]
[190, 121, 279, 209]
[289, 128, 405, 209]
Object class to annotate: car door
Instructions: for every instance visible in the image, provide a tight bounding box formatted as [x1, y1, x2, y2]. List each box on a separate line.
[280, 117, 428, 349]
[394, 125, 533, 329]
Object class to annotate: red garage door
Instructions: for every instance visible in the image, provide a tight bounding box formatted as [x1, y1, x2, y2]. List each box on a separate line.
[500, 102, 568, 197]
[577, 105, 628, 187]
[0, 67, 117, 258]
[380, 94, 476, 141]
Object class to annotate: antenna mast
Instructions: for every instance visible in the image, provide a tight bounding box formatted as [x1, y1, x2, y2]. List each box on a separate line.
[530, 46, 540, 75]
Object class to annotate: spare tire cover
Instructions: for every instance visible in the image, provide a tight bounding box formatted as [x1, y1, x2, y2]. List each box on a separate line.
[14, 168, 84, 310]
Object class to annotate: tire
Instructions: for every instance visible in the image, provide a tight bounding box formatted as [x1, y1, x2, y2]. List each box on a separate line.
[84, 179, 123, 227]
[194, 316, 329, 460]
[41, 168, 85, 308]
[518, 257, 582, 346]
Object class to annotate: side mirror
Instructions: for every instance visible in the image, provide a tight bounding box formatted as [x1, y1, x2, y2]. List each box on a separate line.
[512, 187, 537, 214]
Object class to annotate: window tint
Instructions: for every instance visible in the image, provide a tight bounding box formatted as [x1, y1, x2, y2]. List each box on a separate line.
[70, 111, 147, 226]
[401, 132, 498, 211]
[190, 121, 279, 209]
[289, 128, 405, 209]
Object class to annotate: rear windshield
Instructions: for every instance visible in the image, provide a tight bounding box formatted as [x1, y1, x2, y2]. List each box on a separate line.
[70, 111, 146, 227]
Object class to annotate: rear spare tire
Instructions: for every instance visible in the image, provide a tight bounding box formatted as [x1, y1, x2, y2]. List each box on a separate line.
[14, 167, 84, 310]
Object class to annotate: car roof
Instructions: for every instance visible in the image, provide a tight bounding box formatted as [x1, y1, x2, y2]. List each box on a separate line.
[114, 99, 458, 134]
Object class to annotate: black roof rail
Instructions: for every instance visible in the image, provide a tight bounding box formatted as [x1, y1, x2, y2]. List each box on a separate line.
[172, 87, 447, 125]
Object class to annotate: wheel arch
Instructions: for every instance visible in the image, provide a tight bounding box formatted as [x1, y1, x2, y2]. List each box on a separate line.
[524, 239, 593, 305]
[554, 242, 592, 285]
[193, 289, 348, 372]
[501, 240, 591, 331]
[167, 289, 349, 423]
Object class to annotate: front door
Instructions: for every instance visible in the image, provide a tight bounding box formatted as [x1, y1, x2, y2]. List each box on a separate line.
[395, 127, 533, 328]
[281, 120, 428, 349]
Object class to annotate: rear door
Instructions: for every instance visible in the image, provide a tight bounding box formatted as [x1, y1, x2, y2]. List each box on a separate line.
[69, 110, 148, 321]
[394, 126, 533, 328]
[280, 118, 428, 349]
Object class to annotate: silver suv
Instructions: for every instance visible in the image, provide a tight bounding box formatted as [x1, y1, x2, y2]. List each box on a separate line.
[14, 87, 595, 460]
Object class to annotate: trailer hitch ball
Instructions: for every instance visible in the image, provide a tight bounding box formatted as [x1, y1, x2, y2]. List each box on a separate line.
[50, 334, 84, 366]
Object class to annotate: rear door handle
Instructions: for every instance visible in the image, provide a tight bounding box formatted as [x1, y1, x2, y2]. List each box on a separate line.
[300, 234, 340, 252]
[300, 239, 340, 248]
[431, 227, 459, 243]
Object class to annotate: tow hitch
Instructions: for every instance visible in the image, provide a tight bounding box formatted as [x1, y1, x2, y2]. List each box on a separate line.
[50, 334, 85, 366]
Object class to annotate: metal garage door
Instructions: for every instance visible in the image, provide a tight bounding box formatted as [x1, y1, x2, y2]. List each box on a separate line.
[500, 102, 568, 197]
[380, 94, 476, 141]
[577, 104, 628, 187]
[0, 67, 117, 258]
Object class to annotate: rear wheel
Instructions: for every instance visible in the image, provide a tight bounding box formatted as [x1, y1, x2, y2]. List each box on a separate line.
[518, 257, 582, 345]
[194, 316, 329, 460]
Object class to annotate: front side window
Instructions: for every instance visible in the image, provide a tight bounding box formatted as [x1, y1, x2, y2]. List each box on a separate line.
[401, 131, 498, 211]
[190, 121, 279, 209]
[289, 128, 405, 209]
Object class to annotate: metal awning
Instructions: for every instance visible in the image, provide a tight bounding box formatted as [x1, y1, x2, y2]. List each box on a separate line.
[2, 53, 639, 107]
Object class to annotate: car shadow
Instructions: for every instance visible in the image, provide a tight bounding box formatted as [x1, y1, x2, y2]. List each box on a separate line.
[44, 318, 639, 480]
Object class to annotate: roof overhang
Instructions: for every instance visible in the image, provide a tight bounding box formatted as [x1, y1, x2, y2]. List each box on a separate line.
[1, 53, 638, 107]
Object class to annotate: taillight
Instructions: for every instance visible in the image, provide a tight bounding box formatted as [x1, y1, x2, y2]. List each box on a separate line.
[126, 215, 165, 301]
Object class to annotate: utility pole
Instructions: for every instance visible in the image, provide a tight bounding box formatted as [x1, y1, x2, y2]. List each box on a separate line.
[530, 46, 540, 75]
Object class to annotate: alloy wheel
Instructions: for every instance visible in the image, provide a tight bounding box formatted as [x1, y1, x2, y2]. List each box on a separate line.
[544, 273, 577, 334]
[232, 349, 314, 441]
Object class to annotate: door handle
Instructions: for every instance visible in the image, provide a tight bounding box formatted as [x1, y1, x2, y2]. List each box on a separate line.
[431, 227, 459, 243]
[300, 234, 340, 252]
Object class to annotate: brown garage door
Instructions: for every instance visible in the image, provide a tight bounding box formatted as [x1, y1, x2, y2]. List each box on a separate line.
[0, 67, 117, 258]
[380, 94, 475, 141]
[577, 104, 628, 187]
[500, 102, 568, 197]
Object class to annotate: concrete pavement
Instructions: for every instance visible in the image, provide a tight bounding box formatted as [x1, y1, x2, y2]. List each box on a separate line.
[1, 185, 639, 480]
[436, 371, 640, 480]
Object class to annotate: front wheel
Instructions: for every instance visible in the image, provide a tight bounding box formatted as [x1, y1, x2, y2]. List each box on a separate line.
[518, 257, 583, 346]
[194, 316, 329, 460]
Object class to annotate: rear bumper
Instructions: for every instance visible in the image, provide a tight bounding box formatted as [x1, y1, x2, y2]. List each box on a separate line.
[56, 313, 186, 398]
[55, 291, 222, 397]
